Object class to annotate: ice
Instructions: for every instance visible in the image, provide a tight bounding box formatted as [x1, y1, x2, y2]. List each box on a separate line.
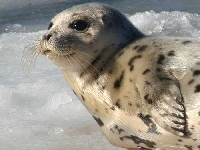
[130, 11, 200, 37]
[0, 10, 200, 150]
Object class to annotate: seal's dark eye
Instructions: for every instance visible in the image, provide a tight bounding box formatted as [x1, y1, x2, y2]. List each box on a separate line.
[69, 20, 89, 31]
[48, 22, 53, 30]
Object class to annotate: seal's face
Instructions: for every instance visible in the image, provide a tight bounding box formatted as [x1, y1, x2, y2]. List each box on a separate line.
[39, 8, 105, 57]
[36, 4, 140, 72]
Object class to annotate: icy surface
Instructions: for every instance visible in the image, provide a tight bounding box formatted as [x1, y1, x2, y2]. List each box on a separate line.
[0, 2, 200, 150]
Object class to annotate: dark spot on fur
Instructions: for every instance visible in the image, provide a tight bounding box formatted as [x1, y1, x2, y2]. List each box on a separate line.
[93, 116, 104, 127]
[144, 94, 149, 100]
[184, 145, 193, 150]
[193, 70, 200, 76]
[157, 55, 165, 64]
[156, 68, 161, 72]
[117, 51, 124, 57]
[144, 94, 153, 104]
[100, 67, 104, 72]
[81, 95, 85, 101]
[133, 45, 140, 50]
[168, 51, 175, 56]
[120, 135, 156, 148]
[193, 138, 197, 141]
[138, 45, 148, 52]
[128, 55, 142, 71]
[145, 81, 151, 85]
[115, 99, 121, 108]
[110, 106, 115, 111]
[195, 85, 200, 93]
[138, 113, 160, 135]
[135, 45, 148, 52]
[120, 137, 123, 141]
[93, 74, 99, 80]
[114, 125, 125, 134]
[130, 66, 134, 71]
[188, 79, 194, 85]
[129, 103, 132, 106]
[110, 128, 114, 133]
[178, 139, 182, 142]
[136, 104, 140, 108]
[109, 69, 113, 74]
[91, 55, 100, 66]
[114, 71, 125, 88]
[182, 40, 192, 45]
[191, 127, 194, 130]
[142, 69, 150, 75]
[148, 99, 153, 104]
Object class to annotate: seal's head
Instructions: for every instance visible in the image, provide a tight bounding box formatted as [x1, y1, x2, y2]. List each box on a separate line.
[37, 3, 144, 74]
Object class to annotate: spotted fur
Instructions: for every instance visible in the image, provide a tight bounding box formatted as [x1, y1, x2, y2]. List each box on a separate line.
[93, 116, 104, 127]
[36, 3, 200, 150]
[114, 71, 125, 88]
[128, 55, 142, 71]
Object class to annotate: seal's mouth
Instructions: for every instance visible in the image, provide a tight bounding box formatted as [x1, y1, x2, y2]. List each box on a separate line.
[39, 49, 51, 55]
[36, 46, 53, 55]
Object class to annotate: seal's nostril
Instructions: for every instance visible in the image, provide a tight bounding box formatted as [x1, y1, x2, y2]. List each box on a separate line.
[46, 34, 52, 41]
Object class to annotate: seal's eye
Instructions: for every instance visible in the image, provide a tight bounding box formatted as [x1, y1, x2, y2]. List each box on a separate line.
[69, 20, 89, 31]
[48, 22, 53, 30]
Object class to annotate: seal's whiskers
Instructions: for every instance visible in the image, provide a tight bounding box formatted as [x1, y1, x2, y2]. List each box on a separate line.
[21, 42, 39, 73]
[72, 50, 100, 75]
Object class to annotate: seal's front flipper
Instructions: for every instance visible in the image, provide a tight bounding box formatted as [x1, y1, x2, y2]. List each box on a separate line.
[147, 80, 189, 137]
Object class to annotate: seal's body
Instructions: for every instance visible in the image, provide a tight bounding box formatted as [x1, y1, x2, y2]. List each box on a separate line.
[35, 3, 200, 150]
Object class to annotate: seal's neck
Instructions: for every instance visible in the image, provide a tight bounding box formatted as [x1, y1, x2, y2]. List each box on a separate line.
[61, 44, 116, 84]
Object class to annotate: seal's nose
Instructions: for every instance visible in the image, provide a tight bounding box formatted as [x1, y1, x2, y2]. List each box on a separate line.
[43, 34, 52, 41]
[46, 34, 52, 41]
